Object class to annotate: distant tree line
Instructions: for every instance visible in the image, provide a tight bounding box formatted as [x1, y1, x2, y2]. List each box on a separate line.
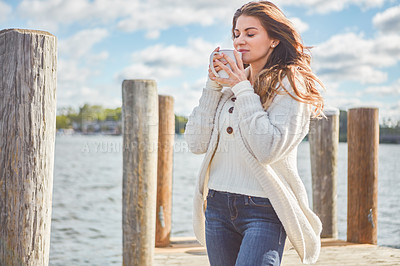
[57, 104, 188, 134]
[57, 104, 121, 128]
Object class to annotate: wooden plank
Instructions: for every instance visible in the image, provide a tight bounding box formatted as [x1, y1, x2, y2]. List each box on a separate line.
[154, 237, 400, 265]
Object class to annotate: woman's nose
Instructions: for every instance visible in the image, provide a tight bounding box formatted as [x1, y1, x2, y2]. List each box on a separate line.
[234, 36, 245, 46]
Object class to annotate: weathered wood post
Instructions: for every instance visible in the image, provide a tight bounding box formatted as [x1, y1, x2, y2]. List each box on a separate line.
[155, 95, 175, 247]
[347, 107, 379, 244]
[309, 107, 339, 238]
[0, 29, 57, 265]
[122, 80, 159, 266]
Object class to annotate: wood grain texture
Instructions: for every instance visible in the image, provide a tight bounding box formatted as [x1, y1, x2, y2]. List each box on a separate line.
[122, 80, 159, 266]
[347, 108, 379, 244]
[309, 111, 339, 238]
[155, 95, 174, 247]
[0, 29, 57, 265]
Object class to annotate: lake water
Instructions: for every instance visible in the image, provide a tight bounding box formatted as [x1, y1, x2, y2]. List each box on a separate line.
[50, 135, 400, 265]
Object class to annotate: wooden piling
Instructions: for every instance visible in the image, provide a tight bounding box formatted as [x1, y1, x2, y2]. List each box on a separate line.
[0, 29, 57, 265]
[155, 95, 175, 247]
[309, 107, 339, 238]
[347, 107, 379, 244]
[122, 80, 159, 266]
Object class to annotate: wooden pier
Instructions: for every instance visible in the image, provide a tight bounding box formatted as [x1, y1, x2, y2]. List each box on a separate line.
[155, 237, 400, 265]
[2, 28, 398, 266]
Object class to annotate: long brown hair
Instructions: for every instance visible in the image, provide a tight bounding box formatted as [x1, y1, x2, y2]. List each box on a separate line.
[232, 1, 324, 118]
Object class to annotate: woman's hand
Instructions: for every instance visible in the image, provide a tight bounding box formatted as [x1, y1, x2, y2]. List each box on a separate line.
[209, 50, 247, 88]
[206, 47, 224, 91]
[208, 47, 225, 77]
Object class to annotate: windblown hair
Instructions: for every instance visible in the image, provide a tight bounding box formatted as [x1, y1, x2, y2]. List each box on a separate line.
[232, 1, 324, 117]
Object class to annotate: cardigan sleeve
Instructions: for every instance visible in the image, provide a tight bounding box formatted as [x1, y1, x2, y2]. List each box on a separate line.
[184, 88, 222, 154]
[233, 78, 311, 165]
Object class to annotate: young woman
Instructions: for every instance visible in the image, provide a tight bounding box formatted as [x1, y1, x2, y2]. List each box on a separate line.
[185, 1, 324, 265]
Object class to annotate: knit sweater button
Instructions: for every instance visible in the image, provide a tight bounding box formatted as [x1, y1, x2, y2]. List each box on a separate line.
[231, 97, 237, 102]
[226, 127, 233, 134]
[228, 107, 234, 113]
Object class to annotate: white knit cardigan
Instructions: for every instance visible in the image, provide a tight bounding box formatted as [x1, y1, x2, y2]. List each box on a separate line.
[184, 77, 322, 264]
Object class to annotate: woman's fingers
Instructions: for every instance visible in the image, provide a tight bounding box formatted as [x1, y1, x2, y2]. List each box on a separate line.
[209, 64, 222, 73]
[213, 54, 225, 64]
[208, 68, 217, 79]
[210, 52, 248, 87]
[234, 50, 245, 70]
[208, 50, 247, 87]
[211, 57, 228, 72]
[209, 47, 221, 71]
[221, 53, 240, 73]
[214, 59, 234, 76]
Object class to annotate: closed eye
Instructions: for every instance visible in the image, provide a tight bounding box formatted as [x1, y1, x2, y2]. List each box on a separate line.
[234, 33, 255, 38]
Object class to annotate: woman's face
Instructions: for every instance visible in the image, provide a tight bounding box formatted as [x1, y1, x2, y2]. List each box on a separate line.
[233, 15, 277, 67]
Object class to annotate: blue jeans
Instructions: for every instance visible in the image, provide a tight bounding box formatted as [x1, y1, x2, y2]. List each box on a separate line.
[205, 189, 286, 266]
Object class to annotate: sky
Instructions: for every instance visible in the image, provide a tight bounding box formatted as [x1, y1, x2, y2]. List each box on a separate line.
[1, 0, 400, 123]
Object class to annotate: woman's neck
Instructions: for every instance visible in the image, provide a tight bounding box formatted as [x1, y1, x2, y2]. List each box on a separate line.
[249, 64, 264, 85]
[249, 51, 272, 85]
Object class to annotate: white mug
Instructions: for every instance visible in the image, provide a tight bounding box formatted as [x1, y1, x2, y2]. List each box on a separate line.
[209, 49, 241, 79]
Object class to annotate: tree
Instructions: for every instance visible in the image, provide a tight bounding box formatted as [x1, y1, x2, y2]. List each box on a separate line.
[56, 115, 71, 129]
[175, 115, 188, 134]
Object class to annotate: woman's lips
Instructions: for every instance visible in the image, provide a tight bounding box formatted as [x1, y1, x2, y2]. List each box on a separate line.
[238, 49, 249, 53]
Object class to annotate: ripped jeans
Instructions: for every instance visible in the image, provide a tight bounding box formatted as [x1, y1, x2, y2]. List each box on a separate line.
[205, 189, 286, 266]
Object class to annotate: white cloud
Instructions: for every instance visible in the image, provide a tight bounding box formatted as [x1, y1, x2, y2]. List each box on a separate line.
[317, 86, 400, 124]
[385, 101, 400, 123]
[57, 84, 121, 108]
[289, 17, 309, 33]
[145, 30, 161, 40]
[373, 5, 400, 34]
[116, 38, 215, 81]
[320, 82, 359, 109]
[117, 5, 222, 32]
[14, 0, 389, 38]
[0, 1, 12, 22]
[114, 0, 247, 37]
[312, 32, 400, 84]
[86, 51, 109, 65]
[276, 0, 386, 14]
[58, 28, 109, 59]
[159, 79, 206, 116]
[17, 0, 136, 32]
[365, 79, 400, 96]
[58, 59, 92, 84]
[323, 90, 384, 113]
[16, 0, 241, 35]
[117, 63, 181, 81]
[12, 0, 313, 39]
[57, 28, 110, 107]
[57, 28, 109, 84]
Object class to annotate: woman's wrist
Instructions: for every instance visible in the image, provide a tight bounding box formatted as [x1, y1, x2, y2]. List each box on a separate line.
[206, 77, 223, 91]
[231, 80, 253, 97]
